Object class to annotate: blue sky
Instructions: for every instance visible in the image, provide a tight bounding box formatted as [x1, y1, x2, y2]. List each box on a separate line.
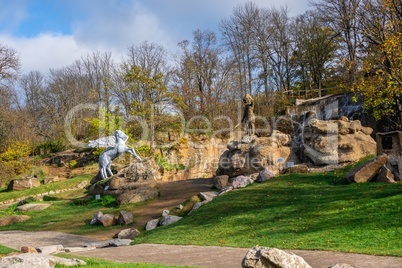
[0, 0, 310, 74]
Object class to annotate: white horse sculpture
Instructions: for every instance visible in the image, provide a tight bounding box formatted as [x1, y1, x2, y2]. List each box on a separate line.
[88, 130, 142, 179]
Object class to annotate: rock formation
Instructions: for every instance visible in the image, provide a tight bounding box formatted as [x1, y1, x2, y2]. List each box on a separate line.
[88, 160, 159, 205]
[8, 176, 41, 191]
[300, 117, 376, 165]
[242, 246, 312, 268]
[217, 131, 297, 177]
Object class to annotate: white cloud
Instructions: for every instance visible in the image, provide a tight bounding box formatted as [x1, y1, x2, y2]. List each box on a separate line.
[0, 0, 310, 74]
[0, 33, 92, 74]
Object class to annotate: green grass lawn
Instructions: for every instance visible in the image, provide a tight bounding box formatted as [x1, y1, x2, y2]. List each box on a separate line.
[0, 174, 147, 236]
[0, 244, 17, 257]
[0, 174, 93, 203]
[1, 164, 401, 258]
[133, 170, 402, 257]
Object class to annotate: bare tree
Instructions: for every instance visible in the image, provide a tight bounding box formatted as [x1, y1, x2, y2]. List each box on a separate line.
[175, 29, 234, 121]
[19, 71, 48, 137]
[0, 43, 20, 85]
[220, 2, 259, 96]
[310, 0, 362, 84]
[80, 51, 116, 112]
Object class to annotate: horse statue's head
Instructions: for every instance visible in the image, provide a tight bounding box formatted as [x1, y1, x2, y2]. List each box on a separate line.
[114, 130, 128, 142]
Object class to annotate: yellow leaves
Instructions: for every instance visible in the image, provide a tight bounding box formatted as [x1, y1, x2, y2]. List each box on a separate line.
[0, 141, 33, 161]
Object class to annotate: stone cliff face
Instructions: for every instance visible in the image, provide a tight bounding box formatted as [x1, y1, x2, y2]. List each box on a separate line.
[160, 136, 229, 180]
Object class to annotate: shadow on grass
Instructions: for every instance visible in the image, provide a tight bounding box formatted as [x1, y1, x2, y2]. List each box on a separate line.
[134, 171, 402, 255]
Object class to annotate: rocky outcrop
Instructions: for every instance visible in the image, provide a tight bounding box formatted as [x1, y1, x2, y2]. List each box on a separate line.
[8, 177, 41, 191]
[161, 136, 229, 180]
[217, 131, 296, 177]
[47, 149, 95, 168]
[301, 118, 376, 165]
[88, 160, 159, 205]
[346, 154, 397, 183]
[242, 246, 312, 268]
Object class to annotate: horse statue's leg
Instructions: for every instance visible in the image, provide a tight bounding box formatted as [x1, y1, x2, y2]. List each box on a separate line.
[126, 147, 142, 161]
[100, 166, 107, 179]
[106, 163, 113, 177]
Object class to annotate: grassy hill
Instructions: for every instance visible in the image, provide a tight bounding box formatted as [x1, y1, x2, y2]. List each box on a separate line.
[0, 163, 401, 258]
[133, 168, 402, 257]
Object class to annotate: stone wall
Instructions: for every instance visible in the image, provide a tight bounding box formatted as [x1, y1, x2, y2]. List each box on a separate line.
[376, 131, 402, 180]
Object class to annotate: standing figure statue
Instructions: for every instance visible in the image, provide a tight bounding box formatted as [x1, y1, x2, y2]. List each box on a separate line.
[88, 130, 142, 179]
[241, 94, 255, 137]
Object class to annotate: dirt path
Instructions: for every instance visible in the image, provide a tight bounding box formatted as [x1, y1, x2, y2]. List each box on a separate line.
[84, 178, 213, 240]
[132, 178, 213, 228]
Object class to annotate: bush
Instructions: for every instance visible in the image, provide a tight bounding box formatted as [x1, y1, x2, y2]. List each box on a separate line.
[99, 195, 118, 207]
[0, 141, 32, 161]
[34, 139, 65, 156]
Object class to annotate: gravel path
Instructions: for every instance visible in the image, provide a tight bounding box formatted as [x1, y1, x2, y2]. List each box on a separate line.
[1, 231, 402, 268]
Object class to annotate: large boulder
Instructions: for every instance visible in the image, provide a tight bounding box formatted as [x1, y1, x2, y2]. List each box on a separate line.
[256, 168, 275, 182]
[302, 118, 376, 165]
[98, 214, 118, 227]
[199, 191, 219, 202]
[145, 219, 160, 231]
[217, 131, 296, 177]
[232, 176, 254, 189]
[116, 228, 140, 239]
[242, 246, 312, 268]
[159, 215, 182, 226]
[90, 211, 103, 225]
[89, 158, 160, 206]
[8, 177, 41, 191]
[118, 211, 134, 225]
[346, 154, 389, 183]
[376, 165, 396, 183]
[120, 160, 159, 182]
[212, 175, 229, 190]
